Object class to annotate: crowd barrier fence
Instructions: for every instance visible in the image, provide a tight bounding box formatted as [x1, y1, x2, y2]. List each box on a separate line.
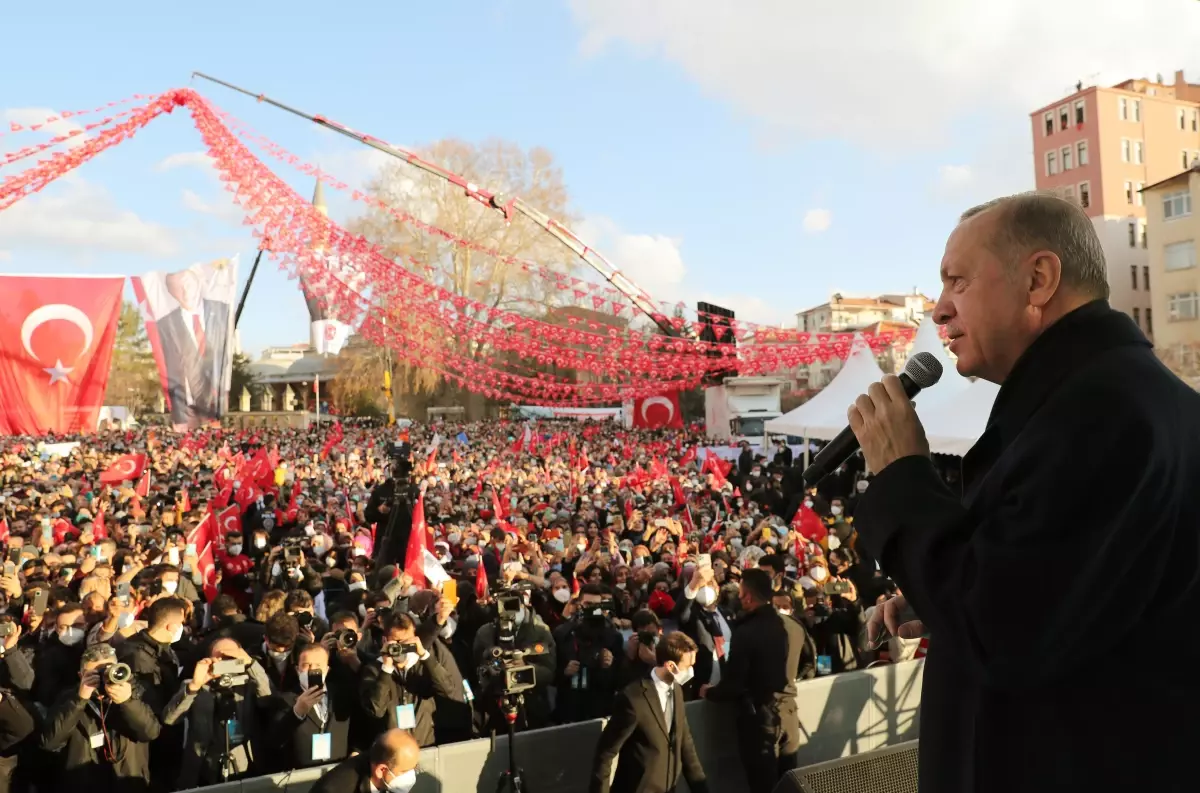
[183, 659, 924, 793]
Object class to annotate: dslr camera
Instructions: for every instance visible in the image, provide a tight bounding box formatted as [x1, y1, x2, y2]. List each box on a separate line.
[210, 658, 249, 689]
[477, 645, 543, 697]
[381, 640, 419, 660]
[98, 661, 133, 692]
[333, 629, 358, 651]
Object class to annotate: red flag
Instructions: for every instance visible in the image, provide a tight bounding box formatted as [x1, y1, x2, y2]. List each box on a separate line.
[186, 513, 219, 602]
[0, 275, 125, 434]
[233, 481, 261, 510]
[631, 392, 684, 430]
[134, 470, 150, 498]
[404, 493, 429, 588]
[475, 557, 489, 599]
[216, 504, 242, 538]
[0, 518, 11, 546]
[179, 489, 191, 514]
[671, 477, 686, 507]
[491, 489, 506, 521]
[100, 454, 148, 484]
[92, 509, 107, 540]
[792, 504, 828, 544]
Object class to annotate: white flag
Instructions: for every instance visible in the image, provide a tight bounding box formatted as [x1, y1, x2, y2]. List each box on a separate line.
[311, 320, 351, 355]
[421, 549, 450, 587]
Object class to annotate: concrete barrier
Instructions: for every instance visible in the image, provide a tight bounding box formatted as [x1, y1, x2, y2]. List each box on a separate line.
[183, 660, 923, 793]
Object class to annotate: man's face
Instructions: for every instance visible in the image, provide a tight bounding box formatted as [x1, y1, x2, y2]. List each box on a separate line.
[935, 211, 1035, 382]
[166, 270, 202, 312]
[670, 650, 696, 678]
[385, 626, 415, 645]
[296, 647, 328, 677]
[56, 608, 85, 633]
[579, 593, 604, 609]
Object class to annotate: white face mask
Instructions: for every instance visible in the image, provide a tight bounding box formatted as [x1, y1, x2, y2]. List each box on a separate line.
[387, 768, 418, 793]
[401, 652, 420, 670]
[695, 586, 718, 607]
[298, 668, 326, 690]
[349, 580, 367, 592]
[167, 548, 180, 565]
[271, 562, 282, 578]
[830, 505, 843, 516]
[58, 627, 85, 646]
[672, 665, 695, 687]
[777, 608, 792, 617]
[254, 537, 267, 549]
[117, 611, 135, 630]
[552, 588, 571, 604]
[353, 547, 367, 557]
[266, 642, 290, 661]
[170, 624, 185, 644]
[162, 580, 179, 595]
[856, 480, 869, 493]
[810, 566, 829, 583]
[227, 544, 243, 556]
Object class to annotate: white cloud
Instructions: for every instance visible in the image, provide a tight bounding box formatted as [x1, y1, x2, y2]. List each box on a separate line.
[569, 0, 1200, 147]
[0, 176, 178, 258]
[155, 151, 216, 173]
[937, 165, 973, 191]
[801, 208, 832, 234]
[181, 188, 244, 226]
[0, 250, 11, 263]
[1, 107, 88, 150]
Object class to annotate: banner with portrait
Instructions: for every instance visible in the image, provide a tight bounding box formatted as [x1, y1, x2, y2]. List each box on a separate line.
[131, 257, 239, 432]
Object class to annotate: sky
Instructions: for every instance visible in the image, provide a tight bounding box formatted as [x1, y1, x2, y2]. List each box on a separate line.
[5, 0, 1200, 358]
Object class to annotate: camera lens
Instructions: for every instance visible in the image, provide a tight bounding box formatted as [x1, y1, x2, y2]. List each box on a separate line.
[336, 630, 358, 650]
[105, 662, 132, 684]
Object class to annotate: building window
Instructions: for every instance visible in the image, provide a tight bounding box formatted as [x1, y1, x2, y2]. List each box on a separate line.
[1128, 222, 1137, 247]
[1136, 182, 1145, 206]
[1168, 291, 1200, 321]
[1075, 100, 1085, 125]
[1147, 307, 1153, 334]
[1144, 265, 1150, 291]
[1141, 220, 1148, 248]
[1059, 106, 1069, 131]
[1164, 241, 1197, 271]
[1077, 140, 1088, 165]
[1193, 151, 1200, 166]
[1184, 150, 1191, 170]
[1180, 107, 1188, 130]
[1061, 146, 1072, 170]
[1119, 97, 1129, 120]
[1193, 110, 1198, 131]
[1122, 139, 1131, 162]
[1133, 99, 1142, 121]
[1046, 151, 1058, 175]
[1131, 264, 1138, 289]
[1079, 181, 1090, 208]
[1125, 181, 1135, 204]
[1063, 185, 1075, 202]
[1135, 140, 1145, 164]
[1164, 189, 1193, 219]
[1133, 307, 1141, 328]
[1043, 111, 1053, 136]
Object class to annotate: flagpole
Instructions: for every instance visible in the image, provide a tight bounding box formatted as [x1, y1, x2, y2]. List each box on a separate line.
[315, 372, 321, 427]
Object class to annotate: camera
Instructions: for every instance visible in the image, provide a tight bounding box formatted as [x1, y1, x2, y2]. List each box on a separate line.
[294, 611, 314, 629]
[477, 645, 542, 697]
[382, 641, 419, 659]
[210, 658, 250, 689]
[0, 621, 15, 639]
[824, 580, 852, 596]
[99, 662, 132, 689]
[388, 442, 413, 482]
[334, 629, 358, 651]
[636, 630, 658, 650]
[578, 598, 615, 624]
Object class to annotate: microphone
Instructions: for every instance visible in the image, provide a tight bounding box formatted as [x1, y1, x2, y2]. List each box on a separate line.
[800, 351, 943, 488]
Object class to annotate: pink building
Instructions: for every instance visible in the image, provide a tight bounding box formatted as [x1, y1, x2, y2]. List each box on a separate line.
[1030, 70, 1200, 338]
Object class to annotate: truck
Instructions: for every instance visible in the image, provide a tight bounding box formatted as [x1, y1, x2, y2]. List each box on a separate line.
[704, 376, 785, 446]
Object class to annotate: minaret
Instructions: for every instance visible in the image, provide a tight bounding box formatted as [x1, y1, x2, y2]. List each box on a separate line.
[302, 176, 327, 323]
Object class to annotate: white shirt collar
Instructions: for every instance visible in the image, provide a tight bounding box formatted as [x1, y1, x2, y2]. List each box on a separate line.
[651, 667, 673, 694]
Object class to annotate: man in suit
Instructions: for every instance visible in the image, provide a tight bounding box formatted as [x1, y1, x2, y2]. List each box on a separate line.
[591, 632, 708, 793]
[157, 267, 231, 430]
[855, 193, 1200, 793]
[310, 728, 420, 793]
[672, 563, 734, 698]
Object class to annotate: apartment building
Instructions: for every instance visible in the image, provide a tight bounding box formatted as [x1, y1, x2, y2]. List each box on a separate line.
[1030, 70, 1200, 339]
[1143, 166, 1200, 369]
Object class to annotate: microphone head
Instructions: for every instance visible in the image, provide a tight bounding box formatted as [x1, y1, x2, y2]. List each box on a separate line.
[904, 351, 943, 389]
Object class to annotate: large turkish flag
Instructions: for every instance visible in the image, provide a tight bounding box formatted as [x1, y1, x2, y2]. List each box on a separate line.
[0, 275, 125, 435]
[632, 392, 685, 430]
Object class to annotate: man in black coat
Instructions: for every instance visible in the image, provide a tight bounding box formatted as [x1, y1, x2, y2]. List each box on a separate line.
[851, 192, 1200, 793]
[310, 728, 420, 793]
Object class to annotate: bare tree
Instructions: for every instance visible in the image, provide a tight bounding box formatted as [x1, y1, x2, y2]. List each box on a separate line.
[105, 301, 160, 414]
[347, 139, 579, 399]
[1158, 342, 1200, 390]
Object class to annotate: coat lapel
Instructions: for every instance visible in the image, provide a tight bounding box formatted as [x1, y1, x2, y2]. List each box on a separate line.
[641, 678, 669, 738]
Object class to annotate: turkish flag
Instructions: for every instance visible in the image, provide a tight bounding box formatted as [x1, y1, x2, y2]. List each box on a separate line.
[186, 512, 219, 602]
[233, 481, 261, 510]
[134, 470, 151, 498]
[100, 454, 148, 484]
[216, 504, 242, 538]
[632, 392, 684, 429]
[404, 493, 430, 588]
[0, 275, 124, 435]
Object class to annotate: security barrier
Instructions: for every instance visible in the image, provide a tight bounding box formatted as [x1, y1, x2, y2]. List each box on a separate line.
[184, 659, 924, 793]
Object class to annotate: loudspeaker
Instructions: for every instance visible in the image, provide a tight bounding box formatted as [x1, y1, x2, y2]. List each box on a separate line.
[771, 741, 919, 793]
[696, 301, 737, 385]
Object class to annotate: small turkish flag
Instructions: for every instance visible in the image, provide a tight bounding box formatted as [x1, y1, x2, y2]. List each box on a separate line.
[632, 392, 684, 430]
[100, 454, 148, 484]
[404, 493, 430, 588]
[217, 504, 242, 538]
[134, 470, 150, 498]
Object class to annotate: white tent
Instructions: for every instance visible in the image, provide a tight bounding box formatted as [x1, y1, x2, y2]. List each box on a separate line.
[920, 378, 1001, 456]
[764, 333, 884, 441]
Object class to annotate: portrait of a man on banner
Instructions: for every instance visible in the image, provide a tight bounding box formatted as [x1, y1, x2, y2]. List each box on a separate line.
[132, 257, 238, 432]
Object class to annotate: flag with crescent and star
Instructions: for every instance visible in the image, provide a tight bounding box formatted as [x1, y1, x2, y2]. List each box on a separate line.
[0, 274, 125, 435]
[631, 392, 685, 430]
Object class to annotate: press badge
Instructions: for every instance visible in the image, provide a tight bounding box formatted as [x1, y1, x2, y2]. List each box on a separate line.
[226, 719, 245, 746]
[816, 655, 833, 676]
[89, 732, 105, 749]
[395, 704, 416, 730]
[311, 733, 332, 762]
[462, 680, 475, 703]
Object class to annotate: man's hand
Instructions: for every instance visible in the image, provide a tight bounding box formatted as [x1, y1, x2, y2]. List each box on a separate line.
[293, 685, 325, 719]
[564, 659, 581, 677]
[599, 649, 613, 669]
[867, 595, 925, 646]
[435, 597, 454, 626]
[2, 623, 20, 651]
[847, 375, 930, 474]
[698, 683, 712, 699]
[107, 680, 133, 704]
[337, 647, 361, 672]
[78, 670, 100, 701]
[189, 659, 215, 693]
[0, 575, 20, 600]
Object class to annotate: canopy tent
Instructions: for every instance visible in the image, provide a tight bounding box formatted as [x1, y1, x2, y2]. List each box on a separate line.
[764, 334, 884, 441]
[919, 378, 1001, 456]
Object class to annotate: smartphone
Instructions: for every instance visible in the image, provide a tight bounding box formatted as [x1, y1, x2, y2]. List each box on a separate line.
[116, 581, 131, 605]
[698, 554, 712, 569]
[30, 588, 48, 617]
[824, 580, 852, 596]
[443, 579, 458, 607]
[6, 549, 20, 567]
[2, 562, 13, 577]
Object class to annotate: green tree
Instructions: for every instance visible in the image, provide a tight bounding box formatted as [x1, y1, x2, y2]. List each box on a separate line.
[228, 352, 254, 410]
[105, 301, 160, 414]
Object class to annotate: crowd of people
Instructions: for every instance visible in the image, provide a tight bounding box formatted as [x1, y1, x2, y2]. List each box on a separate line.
[0, 417, 937, 793]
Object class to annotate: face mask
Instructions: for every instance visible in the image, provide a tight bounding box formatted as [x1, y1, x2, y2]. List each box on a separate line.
[696, 586, 718, 607]
[804, 499, 813, 509]
[298, 668, 326, 689]
[447, 532, 461, 546]
[387, 768, 418, 793]
[830, 506, 843, 516]
[162, 580, 179, 595]
[810, 566, 829, 583]
[673, 665, 695, 687]
[254, 537, 267, 549]
[632, 556, 645, 568]
[615, 582, 626, 590]
[856, 480, 869, 493]
[271, 562, 282, 578]
[170, 624, 185, 644]
[552, 588, 570, 604]
[353, 547, 367, 557]
[227, 544, 242, 556]
[117, 611, 135, 629]
[349, 580, 367, 592]
[59, 627, 85, 646]
[576, 543, 587, 553]
[777, 608, 792, 617]
[402, 652, 420, 669]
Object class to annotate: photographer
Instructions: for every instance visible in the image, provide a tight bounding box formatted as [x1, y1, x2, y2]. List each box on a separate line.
[621, 609, 661, 686]
[33, 602, 90, 708]
[250, 611, 300, 692]
[553, 583, 625, 724]
[408, 590, 472, 744]
[0, 684, 36, 793]
[360, 612, 454, 747]
[0, 618, 33, 695]
[267, 642, 356, 769]
[285, 589, 329, 646]
[472, 586, 556, 732]
[319, 612, 371, 753]
[161, 637, 272, 788]
[364, 444, 414, 568]
[41, 642, 161, 792]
